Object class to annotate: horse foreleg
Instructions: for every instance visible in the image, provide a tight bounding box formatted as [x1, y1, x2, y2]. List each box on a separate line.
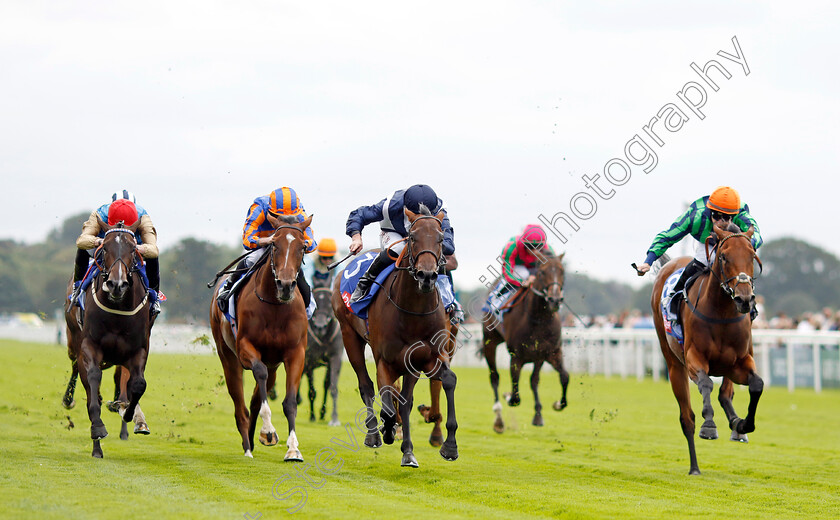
[694, 369, 718, 440]
[438, 365, 459, 462]
[530, 361, 544, 427]
[306, 370, 317, 422]
[63, 361, 79, 410]
[667, 361, 700, 475]
[376, 361, 399, 446]
[328, 355, 341, 427]
[399, 374, 419, 468]
[283, 347, 306, 462]
[320, 365, 330, 421]
[247, 360, 278, 448]
[727, 359, 763, 436]
[507, 357, 522, 407]
[483, 337, 504, 433]
[717, 378, 746, 442]
[548, 352, 570, 411]
[80, 340, 106, 458]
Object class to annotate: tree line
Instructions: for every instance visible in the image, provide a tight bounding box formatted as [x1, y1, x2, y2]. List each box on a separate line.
[2, 213, 838, 323]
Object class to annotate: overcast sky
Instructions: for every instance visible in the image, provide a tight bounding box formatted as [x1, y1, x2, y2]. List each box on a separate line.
[2, 1, 838, 291]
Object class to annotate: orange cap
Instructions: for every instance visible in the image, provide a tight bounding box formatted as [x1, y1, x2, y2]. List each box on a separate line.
[706, 186, 741, 214]
[317, 238, 337, 257]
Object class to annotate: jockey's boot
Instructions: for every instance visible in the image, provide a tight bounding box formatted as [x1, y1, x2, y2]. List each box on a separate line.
[217, 260, 247, 314]
[147, 257, 162, 319]
[69, 248, 90, 306]
[670, 259, 705, 316]
[349, 250, 391, 304]
[296, 269, 311, 309]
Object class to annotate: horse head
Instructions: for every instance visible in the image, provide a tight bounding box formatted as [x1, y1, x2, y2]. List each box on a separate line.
[96, 218, 140, 303]
[310, 288, 334, 330]
[265, 213, 313, 302]
[532, 253, 565, 312]
[712, 223, 759, 314]
[403, 206, 445, 294]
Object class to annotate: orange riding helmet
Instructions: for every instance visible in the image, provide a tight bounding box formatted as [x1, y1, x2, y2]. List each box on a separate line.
[706, 186, 741, 214]
[317, 238, 337, 257]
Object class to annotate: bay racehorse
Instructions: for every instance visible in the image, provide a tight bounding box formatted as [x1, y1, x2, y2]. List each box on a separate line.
[300, 286, 343, 426]
[332, 207, 459, 467]
[210, 214, 311, 460]
[482, 253, 568, 432]
[68, 220, 153, 457]
[652, 223, 763, 475]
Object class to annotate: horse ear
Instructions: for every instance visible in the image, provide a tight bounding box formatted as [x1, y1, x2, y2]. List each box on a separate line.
[97, 214, 114, 233]
[558, 252, 565, 261]
[266, 212, 282, 229]
[298, 214, 313, 230]
[435, 210, 445, 221]
[404, 207, 418, 221]
[746, 226, 755, 238]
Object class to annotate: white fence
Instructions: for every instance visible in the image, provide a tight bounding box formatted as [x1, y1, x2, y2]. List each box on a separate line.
[3, 322, 838, 393]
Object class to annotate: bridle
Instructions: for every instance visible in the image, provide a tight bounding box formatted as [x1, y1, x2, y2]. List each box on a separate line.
[385, 215, 445, 316]
[91, 228, 148, 316]
[706, 232, 762, 302]
[308, 288, 340, 346]
[392, 215, 446, 279]
[256, 224, 306, 305]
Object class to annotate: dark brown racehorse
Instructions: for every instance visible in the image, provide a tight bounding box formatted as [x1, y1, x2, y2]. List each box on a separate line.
[482, 253, 568, 432]
[332, 207, 459, 467]
[210, 214, 311, 460]
[300, 285, 343, 426]
[652, 224, 763, 475]
[67, 221, 153, 457]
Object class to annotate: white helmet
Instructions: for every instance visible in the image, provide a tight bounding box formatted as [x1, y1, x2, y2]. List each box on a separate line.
[111, 189, 136, 203]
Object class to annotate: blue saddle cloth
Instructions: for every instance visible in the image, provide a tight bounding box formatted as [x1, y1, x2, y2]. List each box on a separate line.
[338, 252, 456, 319]
[660, 267, 685, 344]
[70, 261, 161, 313]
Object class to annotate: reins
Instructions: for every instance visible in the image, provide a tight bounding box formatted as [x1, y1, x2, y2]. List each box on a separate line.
[90, 228, 148, 316]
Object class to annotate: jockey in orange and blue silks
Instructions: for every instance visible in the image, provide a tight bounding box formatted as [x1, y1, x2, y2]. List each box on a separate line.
[217, 187, 317, 315]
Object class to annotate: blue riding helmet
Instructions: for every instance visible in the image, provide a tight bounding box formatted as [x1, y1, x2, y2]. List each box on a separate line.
[404, 184, 438, 213]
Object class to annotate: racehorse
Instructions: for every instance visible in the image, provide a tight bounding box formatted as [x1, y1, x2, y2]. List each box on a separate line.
[652, 223, 763, 475]
[67, 220, 153, 457]
[482, 253, 568, 432]
[209, 214, 312, 460]
[301, 286, 343, 426]
[332, 207, 459, 467]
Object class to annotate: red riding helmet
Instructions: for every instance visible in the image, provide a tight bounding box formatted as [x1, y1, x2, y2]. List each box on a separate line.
[108, 199, 139, 226]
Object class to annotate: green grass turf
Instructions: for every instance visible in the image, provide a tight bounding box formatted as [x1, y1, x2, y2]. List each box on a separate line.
[0, 338, 838, 519]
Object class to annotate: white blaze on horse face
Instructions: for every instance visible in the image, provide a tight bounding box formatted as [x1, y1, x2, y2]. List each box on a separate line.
[259, 400, 275, 435]
[283, 233, 295, 269]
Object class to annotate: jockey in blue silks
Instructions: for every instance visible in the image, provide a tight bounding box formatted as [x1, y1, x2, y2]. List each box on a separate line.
[345, 184, 455, 304]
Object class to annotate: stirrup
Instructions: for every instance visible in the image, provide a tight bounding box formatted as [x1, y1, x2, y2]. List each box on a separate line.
[150, 300, 161, 318]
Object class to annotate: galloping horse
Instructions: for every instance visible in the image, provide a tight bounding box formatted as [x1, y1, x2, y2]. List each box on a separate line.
[67, 220, 153, 457]
[301, 285, 343, 426]
[482, 253, 568, 432]
[332, 207, 459, 467]
[652, 224, 763, 475]
[210, 214, 312, 460]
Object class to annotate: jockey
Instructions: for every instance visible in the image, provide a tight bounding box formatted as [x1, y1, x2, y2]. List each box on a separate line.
[486, 224, 554, 312]
[635, 186, 763, 318]
[346, 184, 455, 304]
[72, 190, 161, 317]
[217, 187, 317, 313]
[302, 238, 337, 289]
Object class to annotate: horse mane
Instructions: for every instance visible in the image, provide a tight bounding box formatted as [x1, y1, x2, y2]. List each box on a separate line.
[416, 203, 432, 216]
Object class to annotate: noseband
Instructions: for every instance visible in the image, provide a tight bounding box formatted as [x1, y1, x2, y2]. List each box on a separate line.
[393, 215, 446, 279]
[708, 232, 762, 301]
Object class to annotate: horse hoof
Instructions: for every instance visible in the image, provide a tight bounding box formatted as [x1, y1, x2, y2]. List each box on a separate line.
[417, 404, 432, 422]
[120, 430, 129, 441]
[401, 452, 419, 468]
[730, 431, 749, 443]
[106, 401, 121, 413]
[532, 415, 544, 427]
[319, 410, 326, 421]
[328, 419, 341, 427]
[552, 400, 567, 411]
[284, 448, 303, 462]
[91, 425, 108, 440]
[699, 427, 718, 440]
[365, 433, 382, 448]
[504, 393, 520, 407]
[92, 449, 103, 458]
[440, 443, 459, 461]
[259, 430, 279, 447]
[62, 398, 75, 410]
[382, 424, 396, 445]
[689, 468, 701, 476]
[244, 450, 253, 458]
[493, 418, 505, 434]
[429, 434, 444, 447]
[134, 423, 150, 435]
[395, 425, 403, 441]
[268, 387, 277, 401]
[309, 416, 316, 423]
